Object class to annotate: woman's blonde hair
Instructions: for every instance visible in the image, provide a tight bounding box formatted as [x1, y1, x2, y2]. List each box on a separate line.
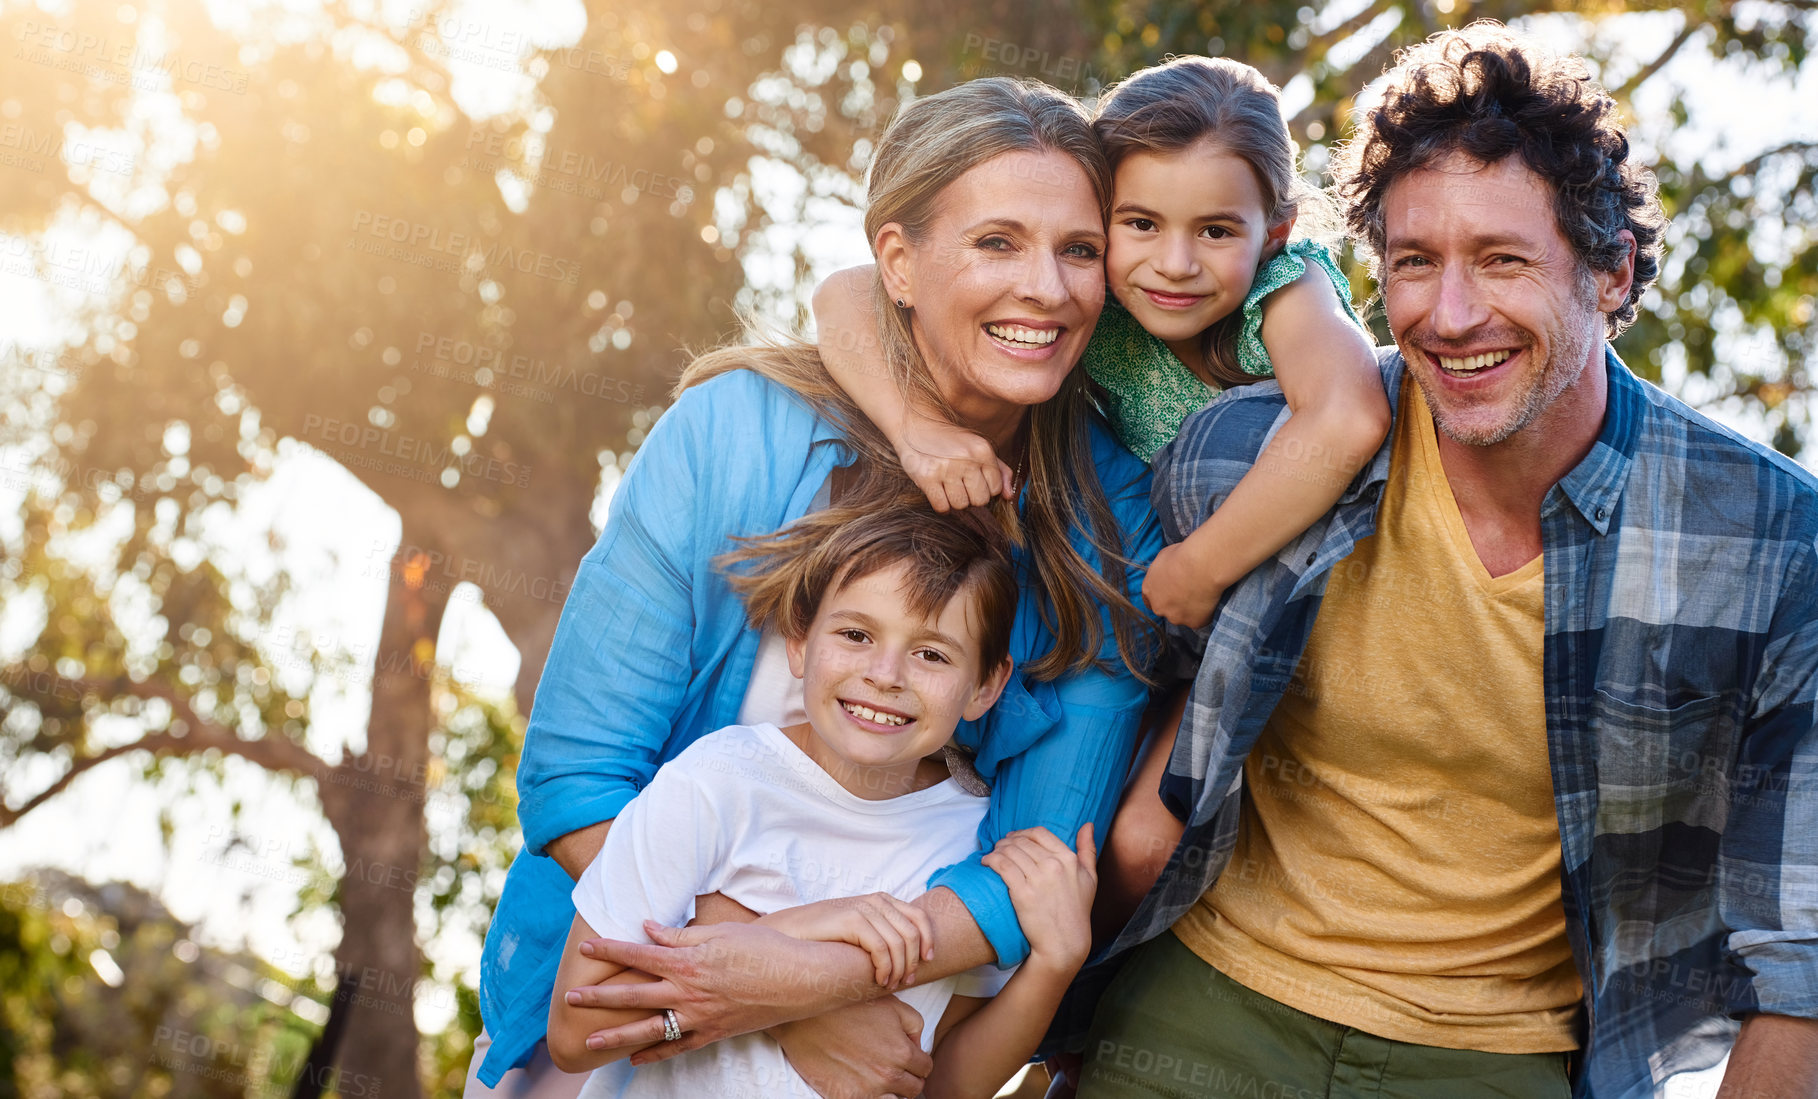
[679, 77, 1153, 682]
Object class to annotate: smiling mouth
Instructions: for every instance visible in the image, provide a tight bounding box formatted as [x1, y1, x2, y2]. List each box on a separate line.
[984, 323, 1060, 349]
[1434, 349, 1514, 378]
[841, 700, 913, 727]
[1141, 288, 1204, 308]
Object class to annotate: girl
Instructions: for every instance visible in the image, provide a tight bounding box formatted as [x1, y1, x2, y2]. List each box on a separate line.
[817, 56, 1385, 628]
[812, 56, 1388, 928]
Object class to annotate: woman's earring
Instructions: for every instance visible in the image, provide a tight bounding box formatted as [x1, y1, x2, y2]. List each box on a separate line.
[896, 297, 907, 308]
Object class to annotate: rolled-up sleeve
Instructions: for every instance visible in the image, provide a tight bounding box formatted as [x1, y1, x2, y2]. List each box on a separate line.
[1723, 536, 1818, 1019]
[930, 443, 1165, 966]
[516, 390, 705, 857]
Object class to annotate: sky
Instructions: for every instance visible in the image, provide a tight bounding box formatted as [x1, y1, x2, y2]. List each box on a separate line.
[0, 0, 1814, 1082]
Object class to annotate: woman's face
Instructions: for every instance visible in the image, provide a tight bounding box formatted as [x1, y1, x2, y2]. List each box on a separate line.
[883, 148, 1107, 446]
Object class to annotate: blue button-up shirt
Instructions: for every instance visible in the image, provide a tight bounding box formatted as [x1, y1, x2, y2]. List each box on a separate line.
[476, 368, 1162, 1085]
[1056, 349, 1818, 1098]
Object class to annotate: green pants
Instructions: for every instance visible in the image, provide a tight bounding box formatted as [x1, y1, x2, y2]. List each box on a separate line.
[1080, 931, 1572, 1099]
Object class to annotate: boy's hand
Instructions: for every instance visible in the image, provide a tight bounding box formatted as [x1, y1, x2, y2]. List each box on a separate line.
[1141, 541, 1226, 629]
[896, 415, 1015, 512]
[757, 893, 934, 990]
[982, 823, 1096, 973]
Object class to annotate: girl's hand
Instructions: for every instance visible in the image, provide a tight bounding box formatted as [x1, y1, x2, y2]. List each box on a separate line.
[1141, 541, 1226, 629]
[896, 415, 1015, 512]
[981, 823, 1096, 973]
[758, 893, 934, 990]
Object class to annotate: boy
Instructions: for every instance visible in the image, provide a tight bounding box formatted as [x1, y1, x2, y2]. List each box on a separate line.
[546, 505, 1098, 1098]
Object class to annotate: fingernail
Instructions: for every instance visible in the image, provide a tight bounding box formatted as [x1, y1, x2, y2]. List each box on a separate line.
[587, 1037, 602, 1049]
[579, 942, 594, 956]
[566, 991, 580, 1005]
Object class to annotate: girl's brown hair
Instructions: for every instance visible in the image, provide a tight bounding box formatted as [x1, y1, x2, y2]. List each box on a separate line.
[1094, 56, 1323, 389]
[680, 77, 1153, 683]
[721, 500, 1019, 684]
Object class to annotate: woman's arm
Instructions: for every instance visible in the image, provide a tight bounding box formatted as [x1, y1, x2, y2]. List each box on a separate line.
[516, 383, 716, 861]
[813, 263, 1013, 510]
[1142, 270, 1388, 628]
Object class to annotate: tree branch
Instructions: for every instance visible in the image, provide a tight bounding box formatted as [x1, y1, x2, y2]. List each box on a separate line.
[1614, 18, 1702, 101]
[0, 674, 332, 828]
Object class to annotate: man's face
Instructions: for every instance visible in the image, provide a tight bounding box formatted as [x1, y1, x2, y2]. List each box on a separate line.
[1380, 153, 1634, 449]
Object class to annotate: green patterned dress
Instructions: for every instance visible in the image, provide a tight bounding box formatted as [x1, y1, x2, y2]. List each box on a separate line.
[1081, 239, 1363, 463]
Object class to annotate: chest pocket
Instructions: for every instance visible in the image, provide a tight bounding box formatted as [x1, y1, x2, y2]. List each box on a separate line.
[1593, 689, 1736, 835]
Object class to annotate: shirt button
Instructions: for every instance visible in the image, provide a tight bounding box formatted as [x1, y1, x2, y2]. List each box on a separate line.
[1305, 552, 1317, 566]
[1595, 506, 1608, 521]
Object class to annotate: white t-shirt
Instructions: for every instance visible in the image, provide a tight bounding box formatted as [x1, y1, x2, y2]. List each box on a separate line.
[734, 629, 806, 730]
[572, 722, 1012, 1099]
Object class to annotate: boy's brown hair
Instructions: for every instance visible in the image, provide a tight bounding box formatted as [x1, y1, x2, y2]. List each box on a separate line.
[720, 500, 1018, 685]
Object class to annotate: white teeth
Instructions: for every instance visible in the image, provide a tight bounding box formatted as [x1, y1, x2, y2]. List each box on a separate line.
[985, 323, 1059, 347]
[843, 701, 907, 726]
[1437, 349, 1514, 375]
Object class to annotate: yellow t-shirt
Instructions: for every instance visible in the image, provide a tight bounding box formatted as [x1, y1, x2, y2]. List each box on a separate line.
[1173, 381, 1583, 1053]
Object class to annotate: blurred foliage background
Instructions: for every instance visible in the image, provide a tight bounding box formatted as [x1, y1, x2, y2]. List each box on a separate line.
[0, 0, 1811, 1095]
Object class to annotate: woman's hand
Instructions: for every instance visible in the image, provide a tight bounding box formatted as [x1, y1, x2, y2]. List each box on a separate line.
[569, 919, 874, 1063]
[896, 415, 1015, 512]
[981, 823, 1097, 974]
[760, 894, 935, 990]
[1140, 540, 1226, 630]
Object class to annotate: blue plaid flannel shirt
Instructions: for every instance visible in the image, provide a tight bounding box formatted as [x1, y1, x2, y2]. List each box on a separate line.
[1054, 347, 1818, 1098]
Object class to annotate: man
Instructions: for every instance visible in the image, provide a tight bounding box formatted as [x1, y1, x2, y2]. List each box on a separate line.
[1069, 23, 1818, 1099]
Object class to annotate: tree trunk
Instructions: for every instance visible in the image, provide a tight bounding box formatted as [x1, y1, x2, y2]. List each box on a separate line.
[315, 542, 450, 1099]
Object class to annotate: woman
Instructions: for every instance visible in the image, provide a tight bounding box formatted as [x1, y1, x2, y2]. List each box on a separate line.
[468, 77, 1161, 1099]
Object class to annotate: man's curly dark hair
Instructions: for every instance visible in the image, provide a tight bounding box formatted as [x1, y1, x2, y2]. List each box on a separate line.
[1334, 22, 1665, 337]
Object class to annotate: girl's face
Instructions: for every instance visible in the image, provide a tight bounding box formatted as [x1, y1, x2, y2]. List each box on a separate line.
[1105, 139, 1293, 366]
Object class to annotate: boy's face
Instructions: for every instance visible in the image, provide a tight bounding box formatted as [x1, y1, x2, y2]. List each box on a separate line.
[786, 561, 1011, 792]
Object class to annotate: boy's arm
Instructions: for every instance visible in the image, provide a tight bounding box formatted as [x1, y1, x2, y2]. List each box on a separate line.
[546, 914, 663, 1073]
[812, 264, 1013, 510]
[1142, 270, 1389, 628]
[922, 825, 1096, 1099]
[922, 966, 1075, 1099]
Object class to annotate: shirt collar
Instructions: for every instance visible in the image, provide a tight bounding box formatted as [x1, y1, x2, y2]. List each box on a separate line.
[1549, 346, 1641, 535]
[1370, 345, 1640, 536]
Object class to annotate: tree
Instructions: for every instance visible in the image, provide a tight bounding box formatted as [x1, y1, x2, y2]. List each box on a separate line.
[0, 869, 322, 1099]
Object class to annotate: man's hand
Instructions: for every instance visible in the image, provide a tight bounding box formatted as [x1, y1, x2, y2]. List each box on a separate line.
[773, 997, 933, 1099]
[568, 919, 874, 1062]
